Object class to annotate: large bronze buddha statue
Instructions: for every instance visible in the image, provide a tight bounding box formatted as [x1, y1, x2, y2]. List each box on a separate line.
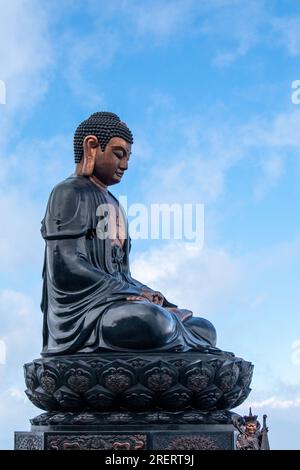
[16, 111, 253, 450]
[41, 112, 218, 355]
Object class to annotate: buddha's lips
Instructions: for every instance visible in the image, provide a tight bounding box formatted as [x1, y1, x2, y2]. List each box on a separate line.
[115, 172, 124, 178]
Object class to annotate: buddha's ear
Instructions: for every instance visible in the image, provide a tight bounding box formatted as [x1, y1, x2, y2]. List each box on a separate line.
[76, 135, 99, 176]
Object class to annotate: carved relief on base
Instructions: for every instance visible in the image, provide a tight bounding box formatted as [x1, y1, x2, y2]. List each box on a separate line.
[31, 409, 239, 426]
[152, 432, 233, 450]
[46, 434, 146, 450]
[15, 432, 43, 450]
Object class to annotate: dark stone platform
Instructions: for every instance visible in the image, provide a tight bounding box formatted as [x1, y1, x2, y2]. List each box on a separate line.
[15, 411, 238, 450]
[24, 352, 253, 412]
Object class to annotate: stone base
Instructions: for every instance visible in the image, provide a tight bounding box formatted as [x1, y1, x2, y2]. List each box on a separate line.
[24, 352, 253, 412]
[15, 415, 237, 450]
[19, 352, 252, 450]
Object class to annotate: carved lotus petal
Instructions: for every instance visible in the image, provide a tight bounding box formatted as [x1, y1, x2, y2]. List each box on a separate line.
[236, 361, 254, 388]
[217, 385, 243, 409]
[219, 385, 251, 410]
[215, 361, 240, 392]
[53, 386, 83, 411]
[65, 366, 94, 393]
[36, 363, 60, 395]
[25, 389, 49, 411]
[30, 386, 59, 411]
[24, 362, 39, 391]
[160, 385, 192, 410]
[181, 361, 215, 392]
[122, 385, 155, 411]
[85, 385, 115, 410]
[193, 384, 222, 409]
[100, 361, 135, 392]
[140, 361, 177, 392]
[104, 371, 131, 392]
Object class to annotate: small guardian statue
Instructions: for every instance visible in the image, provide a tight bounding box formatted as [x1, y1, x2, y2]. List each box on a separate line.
[235, 408, 270, 450]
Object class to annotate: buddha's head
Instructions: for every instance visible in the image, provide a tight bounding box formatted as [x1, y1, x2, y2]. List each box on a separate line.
[74, 112, 133, 186]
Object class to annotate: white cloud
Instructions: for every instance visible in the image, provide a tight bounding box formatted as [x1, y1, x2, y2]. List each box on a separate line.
[272, 16, 300, 56]
[63, 29, 117, 107]
[241, 109, 300, 148]
[131, 242, 241, 316]
[0, 134, 73, 191]
[131, 107, 300, 209]
[0, 288, 42, 448]
[0, 134, 73, 273]
[291, 340, 300, 366]
[0, 290, 32, 317]
[8, 387, 26, 402]
[62, 0, 196, 102]
[243, 396, 300, 410]
[0, 0, 52, 103]
[133, 112, 241, 204]
[0, 0, 53, 149]
[88, 0, 199, 41]
[129, 0, 195, 39]
[71, 0, 265, 75]
[199, 0, 265, 67]
[243, 238, 300, 277]
[0, 192, 43, 273]
[254, 154, 284, 200]
[0, 289, 41, 365]
[0, 386, 38, 449]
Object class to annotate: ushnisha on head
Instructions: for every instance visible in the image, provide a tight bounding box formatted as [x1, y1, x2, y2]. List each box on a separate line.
[74, 112, 133, 186]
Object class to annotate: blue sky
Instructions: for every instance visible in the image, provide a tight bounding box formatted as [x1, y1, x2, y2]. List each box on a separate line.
[0, 0, 300, 450]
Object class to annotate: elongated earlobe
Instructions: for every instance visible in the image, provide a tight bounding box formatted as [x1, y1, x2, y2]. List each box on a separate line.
[76, 135, 98, 176]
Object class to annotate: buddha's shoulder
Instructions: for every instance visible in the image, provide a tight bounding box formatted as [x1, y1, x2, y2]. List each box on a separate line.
[46, 176, 95, 215]
[43, 176, 93, 233]
[53, 175, 92, 192]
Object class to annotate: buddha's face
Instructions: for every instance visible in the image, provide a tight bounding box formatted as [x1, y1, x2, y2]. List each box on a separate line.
[93, 136, 131, 186]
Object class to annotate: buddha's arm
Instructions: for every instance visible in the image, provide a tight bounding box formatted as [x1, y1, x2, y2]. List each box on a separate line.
[47, 237, 142, 296]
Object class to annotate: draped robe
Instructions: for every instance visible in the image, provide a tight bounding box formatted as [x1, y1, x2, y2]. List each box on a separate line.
[41, 175, 216, 355]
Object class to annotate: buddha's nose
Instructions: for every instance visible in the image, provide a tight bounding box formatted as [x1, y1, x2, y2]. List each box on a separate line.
[120, 158, 128, 170]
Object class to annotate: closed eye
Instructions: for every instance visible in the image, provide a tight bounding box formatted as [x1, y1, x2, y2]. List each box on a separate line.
[113, 150, 124, 159]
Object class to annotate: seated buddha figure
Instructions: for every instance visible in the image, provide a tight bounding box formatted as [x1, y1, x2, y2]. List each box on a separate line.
[41, 112, 218, 355]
